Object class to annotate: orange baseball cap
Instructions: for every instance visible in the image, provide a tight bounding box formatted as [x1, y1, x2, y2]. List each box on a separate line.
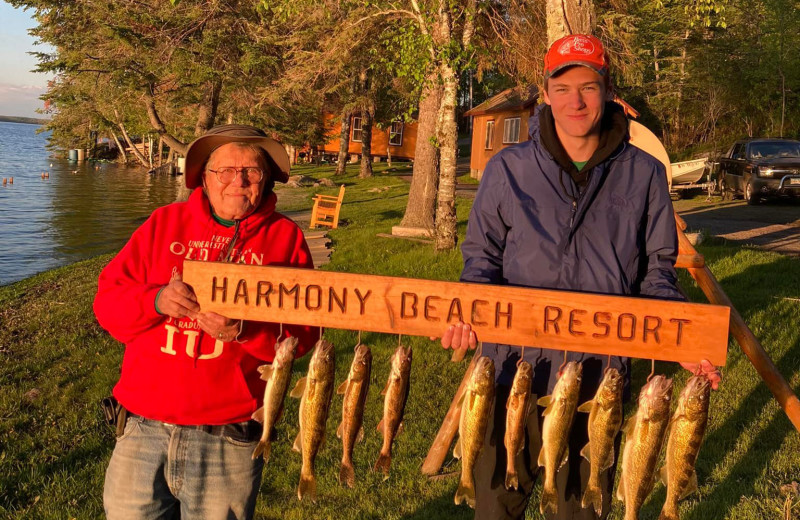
[544, 34, 608, 80]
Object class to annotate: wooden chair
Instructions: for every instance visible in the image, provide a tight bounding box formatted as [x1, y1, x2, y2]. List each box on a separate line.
[309, 184, 346, 229]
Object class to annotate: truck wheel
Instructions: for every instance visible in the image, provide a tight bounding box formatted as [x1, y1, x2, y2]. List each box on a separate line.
[745, 180, 760, 205]
[719, 178, 732, 201]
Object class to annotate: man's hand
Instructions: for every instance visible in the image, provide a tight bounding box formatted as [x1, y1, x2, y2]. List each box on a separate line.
[197, 312, 242, 343]
[156, 278, 200, 320]
[432, 322, 477, 351]
[679, 359, 722, 390]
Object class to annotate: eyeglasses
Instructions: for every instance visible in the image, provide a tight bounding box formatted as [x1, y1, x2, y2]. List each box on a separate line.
[207, 167, 264, 184]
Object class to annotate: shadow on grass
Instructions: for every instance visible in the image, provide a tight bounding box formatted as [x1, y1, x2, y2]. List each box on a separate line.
[400, 486, 473, 520]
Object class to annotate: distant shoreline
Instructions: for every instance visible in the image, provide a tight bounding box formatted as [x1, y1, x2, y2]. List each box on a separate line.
[0, 115, 50, 125]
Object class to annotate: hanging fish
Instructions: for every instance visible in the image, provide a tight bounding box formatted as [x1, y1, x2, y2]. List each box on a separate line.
[374, 344, 412, 478]
[537, 361, 583, 516]
[578, 367, 624, 516]
[454, 356, 496, 508]
[504, 360, 533, 491]
[251, 336, 299, 462]
[290, 339, 336, 502]
[337, 343, 372, 488]
[658, 375, 712, 520]
[617, 374, 674, 520]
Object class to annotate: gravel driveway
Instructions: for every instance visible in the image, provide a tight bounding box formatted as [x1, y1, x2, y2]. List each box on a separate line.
[674, 197, 800, 256]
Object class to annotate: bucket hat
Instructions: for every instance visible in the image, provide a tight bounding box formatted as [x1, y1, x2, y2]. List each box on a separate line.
[184, 124, 290, 189]
[544, 34, 608, 80]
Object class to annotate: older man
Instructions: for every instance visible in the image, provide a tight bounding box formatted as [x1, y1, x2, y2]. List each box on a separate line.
[440, 35, 719, 519]
[94, 125, 319, 520]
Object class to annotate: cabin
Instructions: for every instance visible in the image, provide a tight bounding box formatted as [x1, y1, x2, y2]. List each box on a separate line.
[313, 112, 418, 162]
[465, 86, 641, 181]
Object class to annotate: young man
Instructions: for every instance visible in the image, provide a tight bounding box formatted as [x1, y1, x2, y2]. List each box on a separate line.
[440, 34, 719, 519]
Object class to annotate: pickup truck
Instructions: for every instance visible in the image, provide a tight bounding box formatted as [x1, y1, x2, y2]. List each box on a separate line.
[717, 138, 800, 204]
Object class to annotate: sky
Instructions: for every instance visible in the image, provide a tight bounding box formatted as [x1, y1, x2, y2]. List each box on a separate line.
[0, 2, 54, 118]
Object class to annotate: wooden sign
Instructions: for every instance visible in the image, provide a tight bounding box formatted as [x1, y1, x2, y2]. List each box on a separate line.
[183, 261, 730, 365]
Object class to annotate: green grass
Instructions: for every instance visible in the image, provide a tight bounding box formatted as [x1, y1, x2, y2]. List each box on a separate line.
[1, 163, 798, 519]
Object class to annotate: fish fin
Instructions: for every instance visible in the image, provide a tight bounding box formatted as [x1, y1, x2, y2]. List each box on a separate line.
[537, 395, 552, 408]
[457, 391, 466, 407]
[505, 470, 519, 491]
[374, 452, 391, 477]
[381, 379, 390, 396]
[337, 420, 344, 439]
[251, 440, 271, 463]
[337, 379, 348, 395]
[537, 446, 545, 467]
[376, 418, 384, 433]
[580, 442, 590, 462]
[577, 400, 593, 413]
[582, 484, 603, 517]
[616, 473, 626, 502]
[678, 471, 698, 500]
[251, 407, 265, 424]
[558, 449, 569, 470]
[454, 478, 476, 508]
[290, 377, 306, 398]
[622, 416, 635, 436]
[453, 436, 462, 459]
[659, 465, 668, 486]
[258, 364, 273, 381]
[292, 431, 302, 454]
[357, 426, 364, 443]
[297, 474, 317, 502]
[540, 484, 558, 515]
[601, 448, 615, 471]
[339, 461, 356, 488]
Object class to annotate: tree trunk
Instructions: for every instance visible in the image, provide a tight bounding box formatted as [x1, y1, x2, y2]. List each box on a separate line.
[157, 137, 164, 166]
[546, 0, 595, 44]
[144, 93, 188, 155]
[116, 117, 149, 167]
[399, 79, 442, 233]
[112, 133, 128, 164]
[434, 62, 459, 251]
[336, 109, 352, 175]
[194, 77, 222, 136]
[359, 103, 374, 178]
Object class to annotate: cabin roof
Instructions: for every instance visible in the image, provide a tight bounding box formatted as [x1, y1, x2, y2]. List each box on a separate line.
[465, 85, 539, 117]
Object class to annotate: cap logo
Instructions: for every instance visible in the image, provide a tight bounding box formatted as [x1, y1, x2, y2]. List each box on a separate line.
[558, 36, 595, 56]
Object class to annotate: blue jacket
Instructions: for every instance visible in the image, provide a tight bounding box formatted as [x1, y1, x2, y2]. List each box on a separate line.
[461, 105, 682, 400]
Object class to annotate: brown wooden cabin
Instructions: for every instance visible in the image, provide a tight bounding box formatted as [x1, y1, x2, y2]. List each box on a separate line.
[465, 86, 640, 181]
[313, 112, 418, 162]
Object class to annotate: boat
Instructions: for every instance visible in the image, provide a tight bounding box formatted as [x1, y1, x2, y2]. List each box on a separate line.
[670, 158, 707, 185]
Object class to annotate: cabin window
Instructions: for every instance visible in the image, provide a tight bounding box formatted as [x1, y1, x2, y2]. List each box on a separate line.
[389, 122, 404, 146]
[485, 120, 495, 150]
[351, 117, 363, 142]
[503, 117, 521, 144]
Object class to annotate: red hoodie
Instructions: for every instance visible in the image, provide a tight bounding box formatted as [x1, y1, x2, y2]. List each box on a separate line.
[94, 188, 319, 425]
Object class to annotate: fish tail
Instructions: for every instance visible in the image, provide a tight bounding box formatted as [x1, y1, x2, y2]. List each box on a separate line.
[339, 460, 356, 488]
[658, 505, 679, 520]
[297, 473, 317, 502]
[374, 452, 391, 476]
[454, 478, 476, 508]
[251, 440, 270, 463]
[581, 484, 603, 517]
[539, 483, 558, 515]
[505, 469, 519, 491]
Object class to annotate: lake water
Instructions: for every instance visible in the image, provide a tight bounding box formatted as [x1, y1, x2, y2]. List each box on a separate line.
[0, 121, 185, 286]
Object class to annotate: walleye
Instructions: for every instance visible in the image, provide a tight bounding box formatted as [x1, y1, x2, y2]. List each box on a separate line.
[504, 360, 533, 491]
[537, 361, 583, 515]
[454, 356, 496, 508]
[578, 367, 624, 516]
[374, 344, 412, 478]
[617, 374, 674, 520]
[251, 336, 299, 462]
[290, 339, 336, 502]
[337, 343, 372, 488]
[658, 375, 712, 520]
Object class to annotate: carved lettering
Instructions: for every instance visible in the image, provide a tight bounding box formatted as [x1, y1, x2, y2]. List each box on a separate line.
[256, 281, 272, 307]
[618, 313, 636, 341]
[355, 288, 371, 315]
[212, 276, 227, 303]
[401, 292, 418, 318]
[329, 287, 346, 313]
[669, 318, 690, 345]
[544, 306, 562, 334]
[233, 279, 249, 305]
[424, 296, 441, 322]
[305, 285, 322, 311]
[471, 300, 488, 326]
[279, 283, 300, 309]
[569, 309, 586, 336]
[643, 316, 662, 343]
[447, 298, 464, 323]
[496, 302, 512, 328]
[592, 312, 611, 338]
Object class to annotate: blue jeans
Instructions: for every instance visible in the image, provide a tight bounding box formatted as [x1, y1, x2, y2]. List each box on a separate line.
[104, 415, 264, 520]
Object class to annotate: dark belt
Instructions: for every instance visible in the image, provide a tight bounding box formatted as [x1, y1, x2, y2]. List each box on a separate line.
[129, 413, 263, 443]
